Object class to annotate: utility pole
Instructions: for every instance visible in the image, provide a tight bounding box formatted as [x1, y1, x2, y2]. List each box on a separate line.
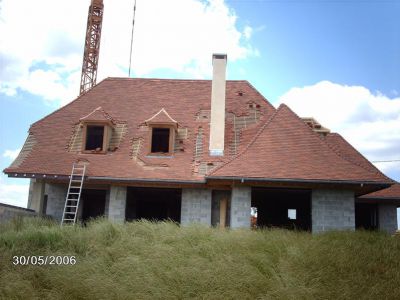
[79, 0, 104, 95]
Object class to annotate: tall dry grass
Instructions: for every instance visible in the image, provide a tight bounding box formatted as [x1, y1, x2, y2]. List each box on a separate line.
[0, 217, 399, 299]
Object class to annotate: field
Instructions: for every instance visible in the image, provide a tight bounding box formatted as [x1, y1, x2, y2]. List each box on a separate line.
[1, 218, 399, 299]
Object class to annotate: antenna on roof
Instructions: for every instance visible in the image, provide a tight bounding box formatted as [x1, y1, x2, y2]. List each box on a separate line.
[128, 0, 137, 77]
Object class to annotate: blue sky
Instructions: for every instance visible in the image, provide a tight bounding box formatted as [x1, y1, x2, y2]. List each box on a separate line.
[0, 0, 399, 224]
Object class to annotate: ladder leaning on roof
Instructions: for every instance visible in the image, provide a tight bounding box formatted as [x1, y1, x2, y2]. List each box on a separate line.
[61, 163, 86, 225]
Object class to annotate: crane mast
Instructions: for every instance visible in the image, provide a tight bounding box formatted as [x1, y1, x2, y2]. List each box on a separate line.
[79, 0, 104, 95]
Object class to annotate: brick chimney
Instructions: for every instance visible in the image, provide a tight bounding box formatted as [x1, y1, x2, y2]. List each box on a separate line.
[209, 54, 227, 156]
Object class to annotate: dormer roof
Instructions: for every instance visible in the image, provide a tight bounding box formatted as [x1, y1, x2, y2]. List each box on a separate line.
[80, 106, 115, 126]
[145, 108, 178, 127]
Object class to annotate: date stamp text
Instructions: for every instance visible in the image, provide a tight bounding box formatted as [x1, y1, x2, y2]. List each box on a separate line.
[12, 255, 77, 266]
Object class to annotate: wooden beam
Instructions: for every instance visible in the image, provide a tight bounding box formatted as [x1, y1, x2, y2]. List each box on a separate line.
[219, 197, 227, 228]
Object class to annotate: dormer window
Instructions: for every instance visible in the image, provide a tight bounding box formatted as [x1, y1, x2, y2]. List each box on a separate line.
[145, 108, 178, 156]
[151, 128, 170, 153]
[79, 107, 116, 154]
[85, 125, 105, 151]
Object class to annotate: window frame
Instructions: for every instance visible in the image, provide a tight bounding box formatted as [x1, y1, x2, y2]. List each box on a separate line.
[81, 121, 111, 154]
[148, 124, 175, 156]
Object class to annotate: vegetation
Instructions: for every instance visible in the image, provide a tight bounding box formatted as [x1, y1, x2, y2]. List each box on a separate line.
[1, 217, 399, 299]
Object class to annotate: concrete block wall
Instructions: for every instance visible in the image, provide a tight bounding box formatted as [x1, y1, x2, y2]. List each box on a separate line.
[230, 186, 251, 228]
[312, 189, 355, 233]
[181, 188, 211, 225]
[45, 183, 68, 222]
[378, 204, 398, 234]
[104, 189, 110, 218]
[0, 203, 37, 223]
[108, 186, 127, 223]
[27, 179, 45, 213]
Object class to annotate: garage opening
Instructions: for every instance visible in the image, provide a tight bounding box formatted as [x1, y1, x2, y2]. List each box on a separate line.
[251, 188, 311, 230]
[125, 187, 181, 222]
[355, 203, 378, 230]
[80, 189, 106, 222]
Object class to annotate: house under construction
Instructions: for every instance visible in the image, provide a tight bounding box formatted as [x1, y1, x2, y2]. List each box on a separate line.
[4, 54, 399, 233]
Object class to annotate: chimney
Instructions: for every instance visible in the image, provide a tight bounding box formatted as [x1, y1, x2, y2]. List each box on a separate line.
[209, 54, 227, 156]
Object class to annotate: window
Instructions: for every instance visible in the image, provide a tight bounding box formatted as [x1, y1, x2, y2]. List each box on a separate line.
[85, 125, 104, 151]
[288, 209, 297, 220]
[151, 128, 170, 153]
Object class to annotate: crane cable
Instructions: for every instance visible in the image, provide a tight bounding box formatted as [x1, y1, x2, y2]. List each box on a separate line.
[128, 0, 137, 77]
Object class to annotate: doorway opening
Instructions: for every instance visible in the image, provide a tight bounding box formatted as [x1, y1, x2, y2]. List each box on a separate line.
[251, 188, 311, 230]
[125, 187, 181, 222]
[355, 203, 378, 230]
[81, 189, 106, 222]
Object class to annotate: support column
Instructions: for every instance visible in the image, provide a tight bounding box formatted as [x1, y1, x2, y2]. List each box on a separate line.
[230, 186, 251, 228]
[108, 186, 127, 223]
[45, 183, 68, 222]
[181, 188, 211, 225]
[27, 179, 45, 214]
[378, 204, 398, 234]
[312, 189, 355, 233]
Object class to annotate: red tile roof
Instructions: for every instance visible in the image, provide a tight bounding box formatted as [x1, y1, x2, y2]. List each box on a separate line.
[4, 78, 274, 182]
[360, 183, 400, 199]
[4, 77, 393, 188]
[324, 133, 385, 175]
[209, 104, 391, 184]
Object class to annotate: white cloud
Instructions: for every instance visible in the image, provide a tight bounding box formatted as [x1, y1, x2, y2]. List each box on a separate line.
[0, 177, 29, 208]
[3, 148, 21, 160]
[0, 0, 257, 105]
[279, 81, 400, 180]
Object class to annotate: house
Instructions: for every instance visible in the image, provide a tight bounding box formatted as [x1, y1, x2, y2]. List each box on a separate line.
[4, 54, 399, 233]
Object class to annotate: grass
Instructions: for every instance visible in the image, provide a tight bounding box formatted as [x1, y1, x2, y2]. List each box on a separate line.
[0, 217, 399, 300]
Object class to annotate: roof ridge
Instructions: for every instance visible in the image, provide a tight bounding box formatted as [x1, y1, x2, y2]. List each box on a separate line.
[104, 77, 249, 83]
[286, 106, 394, 183]
[324, 133, 394, 182]
[243, 81, 276, 111]
[209, 103, 393, 183]
[208, 104, 284, 176]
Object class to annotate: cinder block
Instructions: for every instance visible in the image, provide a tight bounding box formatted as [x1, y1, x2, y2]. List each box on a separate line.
[181, 188, 211, 225]
[108, 186, 127, 223]
[45, 183, 68, 222]
[378, 204, 398, 234]
[230, 187, 251, 228]
[312, 189, 355, 233]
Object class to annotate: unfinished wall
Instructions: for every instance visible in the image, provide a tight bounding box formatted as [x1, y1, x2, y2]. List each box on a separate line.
[0, 203, 37, 223]
[211, 190, 231, 227]
[27, 179, 45, 213]
[181, 188, 211, 225]
[378, 204, 398, 234]
[312, 189, 355, 233]
[104, 189, 110, 217]
[108, 186, 127, 223]
[230, 186, 251, 228]
[45, 183, 68, 222]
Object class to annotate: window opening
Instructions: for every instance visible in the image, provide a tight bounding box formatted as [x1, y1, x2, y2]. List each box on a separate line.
[288, 209, 297, 220]
[85, 125, 104, 151]
[151, 128, 170, 153]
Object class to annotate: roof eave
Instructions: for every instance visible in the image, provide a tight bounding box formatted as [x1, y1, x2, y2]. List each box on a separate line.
[206, 176, 391, 195]
[206, 176, 391, 186]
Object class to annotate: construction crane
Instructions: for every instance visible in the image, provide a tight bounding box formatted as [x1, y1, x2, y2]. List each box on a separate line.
[79, 0, 104, 95]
